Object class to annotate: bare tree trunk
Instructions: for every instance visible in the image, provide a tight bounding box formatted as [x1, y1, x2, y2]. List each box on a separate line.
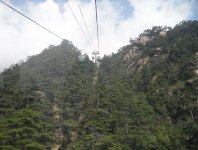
[190, 108, 194, 120]
[61, 100, 63, 119]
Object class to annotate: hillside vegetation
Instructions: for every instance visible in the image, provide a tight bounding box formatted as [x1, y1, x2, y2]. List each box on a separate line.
[0, 21, 198, 150]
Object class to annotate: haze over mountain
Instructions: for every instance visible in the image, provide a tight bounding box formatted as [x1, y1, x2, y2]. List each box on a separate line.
[0, 21, 198, 150]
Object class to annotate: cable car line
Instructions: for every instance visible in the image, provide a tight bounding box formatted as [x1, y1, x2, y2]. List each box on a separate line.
[0, 0, 63, 40]
[75, 0, 92, 40]
[94, 0, 100, 52]
[65, 0, 89, 42]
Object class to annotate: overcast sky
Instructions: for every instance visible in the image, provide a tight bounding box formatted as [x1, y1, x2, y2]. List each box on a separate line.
[0, 0, 198, 71]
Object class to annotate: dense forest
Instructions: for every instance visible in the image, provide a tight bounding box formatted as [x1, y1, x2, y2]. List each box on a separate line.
[0, 21, 198, 150]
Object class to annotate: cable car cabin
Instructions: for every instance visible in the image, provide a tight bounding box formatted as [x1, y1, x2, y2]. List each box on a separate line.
[78, 54, 86, 62]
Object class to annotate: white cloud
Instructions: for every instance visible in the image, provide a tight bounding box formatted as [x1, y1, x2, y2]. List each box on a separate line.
[0, 0, 195, 71]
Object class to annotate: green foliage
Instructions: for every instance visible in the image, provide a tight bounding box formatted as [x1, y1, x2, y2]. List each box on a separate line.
[0, 108, 53, 149]
[1, 21, 198, 149]
[63, 119, 79, 130]
[0, 40, 92, 149]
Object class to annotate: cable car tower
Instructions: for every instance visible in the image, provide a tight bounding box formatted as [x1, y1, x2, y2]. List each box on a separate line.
[92, 51, 101, 64]
[92, 0, 101, 65]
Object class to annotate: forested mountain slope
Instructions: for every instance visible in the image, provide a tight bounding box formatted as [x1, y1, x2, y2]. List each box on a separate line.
[0, 40, 95, 149]
[87, 20, 198, 150]
[0, 21, 198, 150]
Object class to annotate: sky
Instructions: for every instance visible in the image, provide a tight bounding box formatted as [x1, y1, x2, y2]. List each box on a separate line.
[0, 0, 198, 71]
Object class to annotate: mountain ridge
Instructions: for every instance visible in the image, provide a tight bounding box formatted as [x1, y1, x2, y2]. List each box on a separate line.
[0, 20, 198, 150]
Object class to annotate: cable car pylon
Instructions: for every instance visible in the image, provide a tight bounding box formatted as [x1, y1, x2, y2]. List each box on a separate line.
[92, 0, 101, 65]
[92, 51, 101, 64]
